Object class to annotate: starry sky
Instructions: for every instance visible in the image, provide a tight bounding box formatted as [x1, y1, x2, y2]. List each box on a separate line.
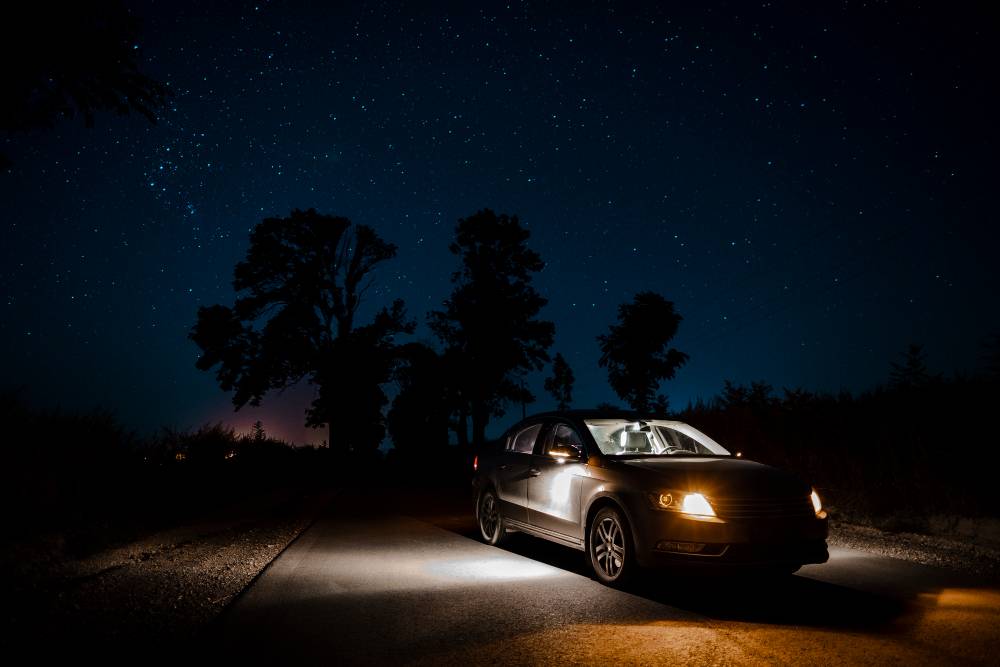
[2, 1, 998, 444]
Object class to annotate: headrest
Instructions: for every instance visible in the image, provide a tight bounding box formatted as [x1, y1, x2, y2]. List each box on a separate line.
[624, 431, 650, 451]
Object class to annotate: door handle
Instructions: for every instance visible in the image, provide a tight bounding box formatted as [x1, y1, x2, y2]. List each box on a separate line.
[528, 467, 541, 477]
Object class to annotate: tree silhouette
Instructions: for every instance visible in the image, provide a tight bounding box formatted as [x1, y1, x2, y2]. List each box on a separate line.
[888, 343, 932, 390]
[251, 420, 266, 442]
[719, 380, 775, 411]
[309, 302, 413, 453]
[598, 291, 689, 413]
[387, 342, 452, 455]
[190, 209, 411, 453]
[1, 3, 169, 168]
[544, 352, 575, 410]
[429, 209, 554, 448]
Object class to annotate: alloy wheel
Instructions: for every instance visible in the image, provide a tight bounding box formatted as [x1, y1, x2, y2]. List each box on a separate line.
[593, 515, 625, 579]
[479, 490, 500, 542]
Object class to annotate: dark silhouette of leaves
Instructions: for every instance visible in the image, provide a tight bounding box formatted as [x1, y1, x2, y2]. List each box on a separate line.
[429, 209, 554, 447]
[544, 352, 575, 410]
[888, 343, 934, 390]
[191, 209, 408, 453]
[598, 291, 689, 413]
[1, 3, 169, 168]
[387, 343, 452, 455]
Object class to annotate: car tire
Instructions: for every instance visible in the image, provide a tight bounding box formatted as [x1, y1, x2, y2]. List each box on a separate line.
[477, 487, 506, 545]
[588, 505, 636, 586]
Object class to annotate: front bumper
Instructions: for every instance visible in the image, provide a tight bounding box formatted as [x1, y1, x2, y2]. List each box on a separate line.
[630, 505, 829, 568]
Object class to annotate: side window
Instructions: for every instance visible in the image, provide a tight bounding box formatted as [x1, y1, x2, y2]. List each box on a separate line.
[510, 423, 542, 454]
[545, 423, 583, 457]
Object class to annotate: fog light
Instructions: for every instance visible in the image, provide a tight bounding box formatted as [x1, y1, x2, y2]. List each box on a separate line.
[656, 541, 706, 554]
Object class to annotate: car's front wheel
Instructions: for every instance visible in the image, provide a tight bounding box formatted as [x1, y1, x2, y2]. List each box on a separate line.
[477, 487, 506, 545]
[588, 505, 636, 586]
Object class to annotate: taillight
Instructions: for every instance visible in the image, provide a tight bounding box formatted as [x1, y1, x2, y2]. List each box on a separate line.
[473, 454, 478, 472]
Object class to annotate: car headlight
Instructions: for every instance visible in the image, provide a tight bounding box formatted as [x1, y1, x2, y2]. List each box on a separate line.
[648, 490, 716, 518]
[810, 489, 823, 516]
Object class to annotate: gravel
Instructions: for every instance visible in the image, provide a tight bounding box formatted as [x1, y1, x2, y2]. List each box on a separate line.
[5, 487, 996, 656]
[829, 520, 1000, 580]
[3, 489, 332, 654]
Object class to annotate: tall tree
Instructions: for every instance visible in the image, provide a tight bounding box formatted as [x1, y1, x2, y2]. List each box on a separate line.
[888, 343, 932, 390]
[190, 209, 410, 452]
[429, 209, 554, 448]
[387, 342, 452, 456]
[544, 352, 575, 410]
[1, 3, 169, 168]
[598, 291, 688, 413]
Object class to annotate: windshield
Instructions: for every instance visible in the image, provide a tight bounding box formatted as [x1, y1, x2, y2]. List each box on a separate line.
[583, 419, 731, 457]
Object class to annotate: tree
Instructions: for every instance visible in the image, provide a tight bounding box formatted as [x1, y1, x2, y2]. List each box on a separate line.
[1, 3, 169, 168]
[251, 420, 266, 442]
[597, 291, 689, 413]
[429, 209, 555, 448]
[190, 209, 410, 453]
[544, 353, 575, 410]
[309, 302, 413, 453]
[889, 343, 932, 390]
[387, 343, 452, 456]
[719, 380, 775, 411]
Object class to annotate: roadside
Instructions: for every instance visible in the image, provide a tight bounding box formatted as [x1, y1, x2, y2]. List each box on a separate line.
[828, 520, 1000, 580]
[2, 486, 333, 654]
[6, 480, 997, 657]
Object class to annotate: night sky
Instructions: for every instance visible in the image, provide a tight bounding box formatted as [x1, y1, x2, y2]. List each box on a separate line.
[3, 1, 997, 444]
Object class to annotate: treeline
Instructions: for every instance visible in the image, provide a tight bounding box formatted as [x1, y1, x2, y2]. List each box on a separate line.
[679, 349, 999, 525]
[0, 393, 327, 551]
[191, 208, 688, 460]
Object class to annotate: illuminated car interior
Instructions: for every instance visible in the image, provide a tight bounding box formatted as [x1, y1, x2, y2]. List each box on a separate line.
[584, 419, 731, 456]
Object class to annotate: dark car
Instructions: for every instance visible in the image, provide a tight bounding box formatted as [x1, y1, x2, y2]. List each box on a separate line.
[473, 410, 828, 585]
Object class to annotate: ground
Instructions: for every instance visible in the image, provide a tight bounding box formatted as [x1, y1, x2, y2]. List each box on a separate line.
[5, 490, 1000, 662]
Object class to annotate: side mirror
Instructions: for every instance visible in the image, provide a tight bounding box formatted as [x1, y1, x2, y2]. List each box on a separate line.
[549, 443, 582, 460]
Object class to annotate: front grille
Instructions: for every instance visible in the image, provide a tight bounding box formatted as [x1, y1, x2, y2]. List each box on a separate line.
[708, 495, 815, 520]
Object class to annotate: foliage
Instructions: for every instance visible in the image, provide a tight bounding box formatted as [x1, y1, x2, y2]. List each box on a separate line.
[0, 392, 327, 550]
[190, 209, 410, 452]
[544, 352, 575, 410]
[678, 352, 999, 523]
[597, 291, 689, 413]
[0, 3, 168, 167]
[387, 342, 452, 454]
[309, 302, 414, 453]
[429, 209, 554, 447]
[888, 343, 935, 390]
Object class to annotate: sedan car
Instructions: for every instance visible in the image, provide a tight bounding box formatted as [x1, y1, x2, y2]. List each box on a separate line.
[473, 410, 828, 585]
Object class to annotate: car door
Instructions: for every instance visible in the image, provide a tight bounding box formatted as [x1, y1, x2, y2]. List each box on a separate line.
[494, 422, 542, 523]
[527, 421, 587, 539]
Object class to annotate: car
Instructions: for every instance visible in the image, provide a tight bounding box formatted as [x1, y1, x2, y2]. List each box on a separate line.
[472, 409, 828, 585]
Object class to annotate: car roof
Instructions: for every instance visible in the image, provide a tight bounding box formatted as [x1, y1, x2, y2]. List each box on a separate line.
[532, 409, 668, 421]
[507, 409, 672, 433]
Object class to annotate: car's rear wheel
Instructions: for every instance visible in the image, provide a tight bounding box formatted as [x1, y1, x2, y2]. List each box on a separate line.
[477, 487, 506, 545]
[588, 506, 636, 586]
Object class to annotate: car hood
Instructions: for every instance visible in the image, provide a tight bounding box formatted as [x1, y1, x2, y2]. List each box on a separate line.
[611, 457, 810, 498]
